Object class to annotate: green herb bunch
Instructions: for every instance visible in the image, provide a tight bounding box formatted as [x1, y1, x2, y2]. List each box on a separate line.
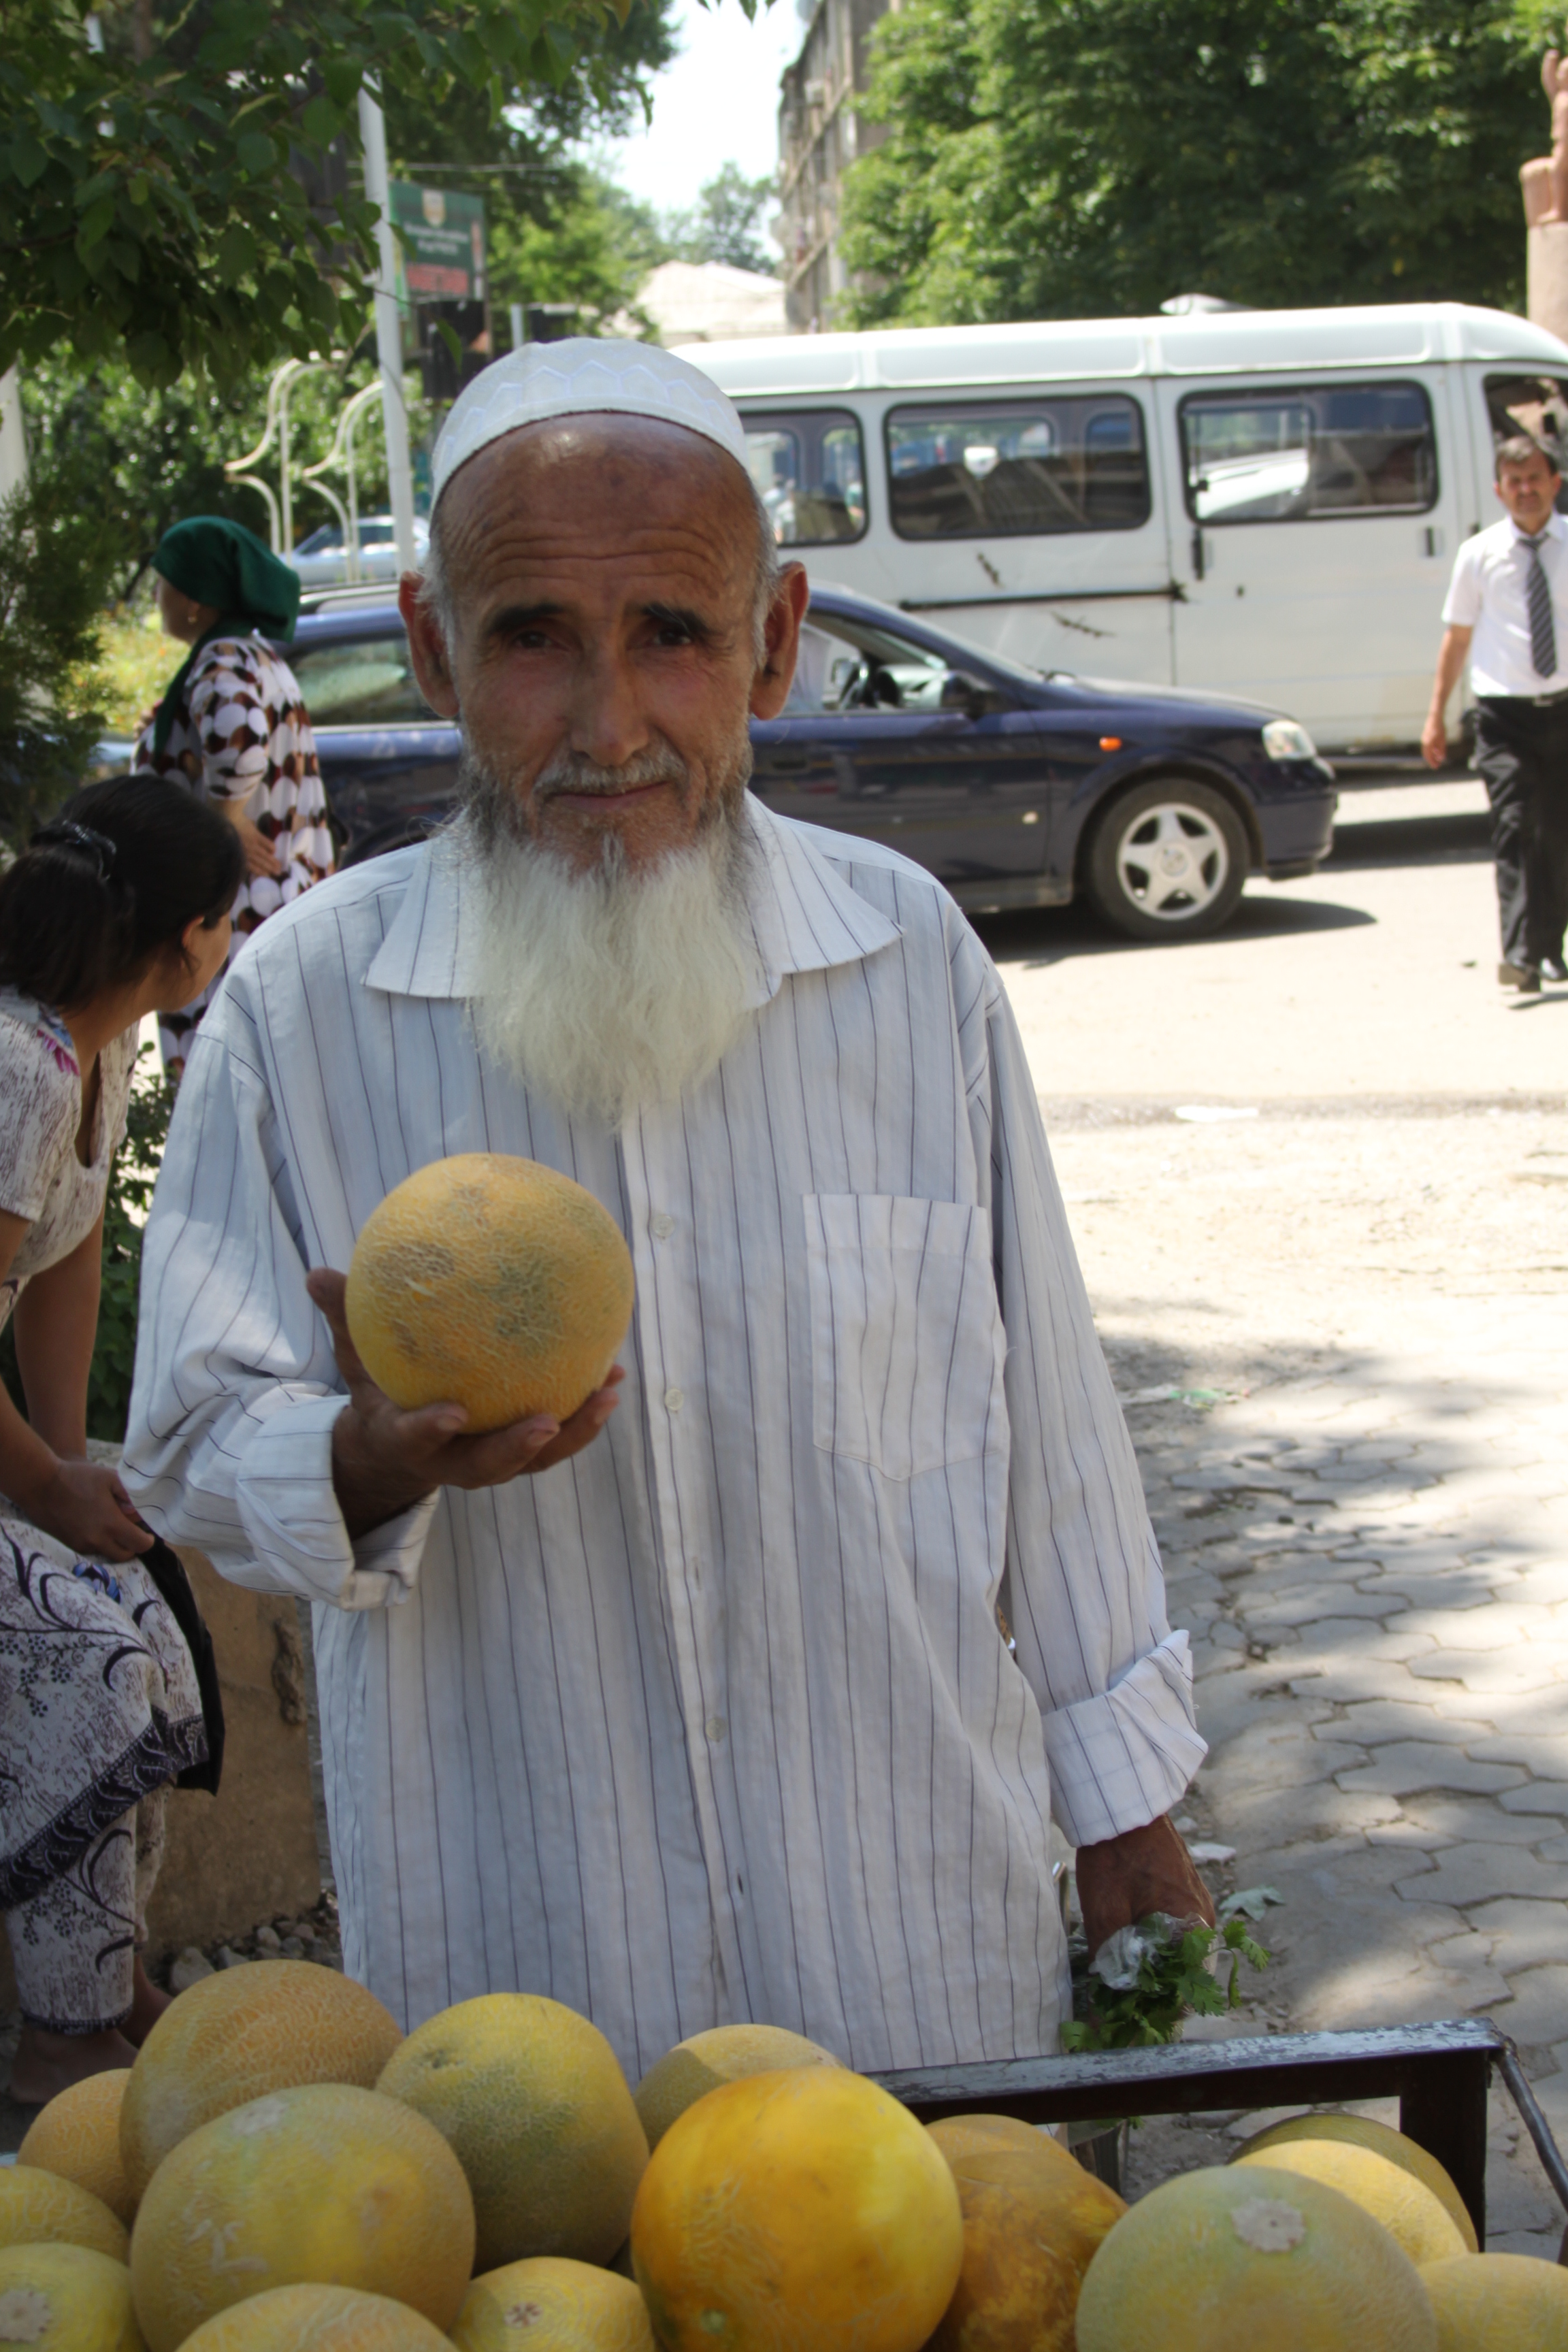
[1061, 1907, 1272, 2055]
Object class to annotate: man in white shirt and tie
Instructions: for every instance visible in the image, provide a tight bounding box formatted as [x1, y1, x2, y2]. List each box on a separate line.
[125, 342, 1211, 2073]
[1424, 434, 1568, 992]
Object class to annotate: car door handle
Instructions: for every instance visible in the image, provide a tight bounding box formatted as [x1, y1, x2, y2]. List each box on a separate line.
[1191, 527, 1207, 581]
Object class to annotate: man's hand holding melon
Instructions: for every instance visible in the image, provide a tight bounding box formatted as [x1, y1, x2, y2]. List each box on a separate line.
[311, 1154, 634, 1537]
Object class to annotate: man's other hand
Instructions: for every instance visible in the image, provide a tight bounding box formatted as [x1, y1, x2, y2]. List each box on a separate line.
[1075, 1812, 1217, 1960]
[307, 1267, 623, 1539]
[1421, 711, 1448, 770]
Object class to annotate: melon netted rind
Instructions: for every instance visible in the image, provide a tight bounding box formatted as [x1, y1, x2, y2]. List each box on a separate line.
[176, 2282, 456, 2351]
[633, 2024, 842, 2150]
[0, 2241, 141, 2352]
[1235, 2112, 1479, 2253]
[928, 2139, 1125, 2352]
[1422, 2252, 1568, 2351]
[119, 1957, 404, 2199]
[451, 2256, 657, 2351]
[1073, 2163, 1438, 2352]
[345, 1154, 635, 1431]
[375, 1992, 649, 2273]
[0, 2162, 129, 2262]
[926, 2112, 1081, 2170]
[18, 2068, 136, 2225]
[1235, 2138, 1467, 2269]
[128, 2082, 475, 2352]
[630, 2065, 965, 2352]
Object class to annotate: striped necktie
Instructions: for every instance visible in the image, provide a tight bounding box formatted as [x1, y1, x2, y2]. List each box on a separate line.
[1523, 529, 1558, 679]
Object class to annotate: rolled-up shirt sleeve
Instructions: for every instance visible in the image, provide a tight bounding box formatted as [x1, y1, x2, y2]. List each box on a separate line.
[122, 1006, 436, 1609]
[970, 971, 1206, 1850]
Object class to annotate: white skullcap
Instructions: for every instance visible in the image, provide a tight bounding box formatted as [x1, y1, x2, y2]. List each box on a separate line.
[431, 338, 750, 507]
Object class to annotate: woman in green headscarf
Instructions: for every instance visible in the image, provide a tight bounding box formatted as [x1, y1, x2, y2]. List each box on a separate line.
[135, 516, 335, 1073]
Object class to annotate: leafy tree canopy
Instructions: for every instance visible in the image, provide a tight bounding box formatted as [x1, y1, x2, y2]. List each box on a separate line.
[666, 160, 777, 273]
[840, 0, 1548, 327]
[2, 0, 668, 389]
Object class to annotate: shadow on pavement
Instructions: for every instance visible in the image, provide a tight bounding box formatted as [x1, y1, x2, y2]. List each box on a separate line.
[1328, 809, 1492, 870]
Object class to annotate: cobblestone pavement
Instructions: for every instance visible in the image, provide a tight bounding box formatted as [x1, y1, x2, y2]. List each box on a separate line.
[1039, 1099, 1568, 2246]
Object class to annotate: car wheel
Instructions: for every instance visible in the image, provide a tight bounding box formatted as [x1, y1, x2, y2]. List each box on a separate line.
[1084, 776, 1250, 941]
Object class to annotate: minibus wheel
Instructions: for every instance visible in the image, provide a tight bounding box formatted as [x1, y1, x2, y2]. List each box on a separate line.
[1084, 776, 1248, 941]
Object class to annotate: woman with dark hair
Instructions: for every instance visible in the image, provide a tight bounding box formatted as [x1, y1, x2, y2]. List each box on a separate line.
[0, 772, 240, 2103]
[134, 514, 335, 1072]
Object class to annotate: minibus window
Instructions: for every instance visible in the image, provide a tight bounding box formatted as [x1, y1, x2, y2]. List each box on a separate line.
[885, 396, 1150, 540]
[743, 409, 868, 544]
[1181, 383, 1437, 523]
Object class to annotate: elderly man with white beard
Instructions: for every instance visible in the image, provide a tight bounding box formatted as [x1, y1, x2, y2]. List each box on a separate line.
[125, 342, 1211, 2068]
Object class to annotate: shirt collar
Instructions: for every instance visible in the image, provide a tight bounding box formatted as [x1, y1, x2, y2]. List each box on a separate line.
[363, 796, 902, 1005]
[1508, 510, 1567, 546]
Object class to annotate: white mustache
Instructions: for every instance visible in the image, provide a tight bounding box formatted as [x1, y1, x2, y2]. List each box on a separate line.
[532, 747, 689, 802]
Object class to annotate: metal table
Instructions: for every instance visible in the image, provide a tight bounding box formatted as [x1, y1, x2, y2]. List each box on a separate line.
[872, 2018, 1568, 2247]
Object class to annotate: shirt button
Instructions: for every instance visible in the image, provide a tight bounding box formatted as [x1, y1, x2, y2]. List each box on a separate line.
[664, 1386, 684, 1412]
[706, 1715, 727, 1743]
[651, 1212, 674, 1239]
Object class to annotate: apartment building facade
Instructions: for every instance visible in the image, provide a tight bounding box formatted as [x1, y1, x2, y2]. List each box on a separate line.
[776, 0, 893, 333]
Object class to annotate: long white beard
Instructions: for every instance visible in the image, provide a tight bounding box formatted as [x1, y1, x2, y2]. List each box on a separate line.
[457, 763, 764, 1129]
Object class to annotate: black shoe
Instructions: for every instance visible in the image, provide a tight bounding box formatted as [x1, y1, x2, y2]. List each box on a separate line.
[1499, 960, 1542, 992]
[1542, 956, 1568, 983]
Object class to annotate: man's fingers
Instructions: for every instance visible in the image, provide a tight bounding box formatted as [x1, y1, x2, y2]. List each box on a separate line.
[306, 1267, 372, 1386]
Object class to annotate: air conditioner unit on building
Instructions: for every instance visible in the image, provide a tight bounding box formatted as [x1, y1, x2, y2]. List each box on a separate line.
[804, 78, 827, 105]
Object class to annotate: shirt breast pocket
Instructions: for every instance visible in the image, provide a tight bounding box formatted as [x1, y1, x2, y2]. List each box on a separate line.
[804, 1193, 1005, 1481]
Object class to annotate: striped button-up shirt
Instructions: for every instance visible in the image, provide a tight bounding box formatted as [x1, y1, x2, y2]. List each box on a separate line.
[125, 801, 1203, 2073]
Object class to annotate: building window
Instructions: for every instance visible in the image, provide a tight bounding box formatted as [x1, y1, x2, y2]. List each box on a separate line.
[1179, 382, 1438, 524]
[885, 395, 1150, 540]
[745, 409, 868, 544]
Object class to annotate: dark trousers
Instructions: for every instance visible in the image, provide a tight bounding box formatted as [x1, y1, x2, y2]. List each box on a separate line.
[1473, 698, 1568, 968]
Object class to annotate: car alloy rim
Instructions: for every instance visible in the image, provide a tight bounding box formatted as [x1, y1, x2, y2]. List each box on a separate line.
[1115, 800, 1230, 919]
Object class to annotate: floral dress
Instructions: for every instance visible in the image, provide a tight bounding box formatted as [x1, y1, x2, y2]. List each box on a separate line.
[134, 632, 336, 1068]
[0, 994, 206, 2032]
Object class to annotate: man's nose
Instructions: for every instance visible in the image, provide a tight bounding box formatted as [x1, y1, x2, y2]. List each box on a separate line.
[567, 641, 650, 770]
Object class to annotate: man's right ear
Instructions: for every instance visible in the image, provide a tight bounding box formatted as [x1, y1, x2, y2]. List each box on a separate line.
[398, 573, 461, 719]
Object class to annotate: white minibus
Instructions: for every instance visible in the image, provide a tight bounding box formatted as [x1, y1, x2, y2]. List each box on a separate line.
[680, 304, 1568, 758]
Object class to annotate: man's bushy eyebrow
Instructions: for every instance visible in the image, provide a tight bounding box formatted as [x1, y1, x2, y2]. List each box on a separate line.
[482, 602, 564, 642]
[642, 602, 717, 641]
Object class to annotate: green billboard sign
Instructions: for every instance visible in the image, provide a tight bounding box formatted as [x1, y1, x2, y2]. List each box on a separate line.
[390, 182, 487, 304]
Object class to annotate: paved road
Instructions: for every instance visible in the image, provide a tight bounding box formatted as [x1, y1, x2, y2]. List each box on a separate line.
[985, 778, 1568, 2244]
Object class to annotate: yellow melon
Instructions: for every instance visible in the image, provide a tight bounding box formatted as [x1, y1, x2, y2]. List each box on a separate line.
[0, 2163, 127, 2261]
[19, 2068, 136, 2225]
[927, 2113, 1079, 2169]
[1235, 2136, 1467, 2268]
[1238, 2113, 1478, 2253]
[1422, 2253, 1568, 2348]
[1074, 2163, 1437, 2352]
[375, 1993, 647, 2272]
[451, 2257, 656, 2351]
[345, 1154, 634, 1430]
[630, 2065, 964, 2352]
[929, 2138, 1126, 2351]
[127, 2083, 474, 2352]
[633, 2025, 842, 2150]
[177, 2284, 455, 2350]
[0, 2243, 141, 2352]
[120, 1959, 403, 2198]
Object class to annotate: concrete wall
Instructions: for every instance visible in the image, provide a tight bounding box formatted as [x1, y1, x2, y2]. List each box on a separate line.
[1, 1551, 321, 2008]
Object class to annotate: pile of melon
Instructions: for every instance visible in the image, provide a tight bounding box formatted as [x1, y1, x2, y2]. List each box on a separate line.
[6, 1963, 1568, 2351]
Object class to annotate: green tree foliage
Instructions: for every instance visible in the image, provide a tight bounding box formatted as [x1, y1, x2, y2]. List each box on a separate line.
[2, 0, 662, 390]
[0, 470, 114, 848]
[668, 161, 777, 273]
[488, 171, 670, 329]
[840, 0, 1546, 326]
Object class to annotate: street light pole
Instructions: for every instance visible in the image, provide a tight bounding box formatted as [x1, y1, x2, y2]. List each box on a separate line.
[357, 78, 419, 576]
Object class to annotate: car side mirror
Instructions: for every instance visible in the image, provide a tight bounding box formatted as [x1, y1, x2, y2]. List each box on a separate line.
[939, 670, 1004, 716]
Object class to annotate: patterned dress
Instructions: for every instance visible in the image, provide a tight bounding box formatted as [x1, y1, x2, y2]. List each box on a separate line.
[0, 995, 206, 2031]
[135, 633, 335, 1068]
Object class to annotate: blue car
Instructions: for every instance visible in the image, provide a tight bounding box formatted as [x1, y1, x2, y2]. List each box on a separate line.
[259, 581, 1335, 941]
